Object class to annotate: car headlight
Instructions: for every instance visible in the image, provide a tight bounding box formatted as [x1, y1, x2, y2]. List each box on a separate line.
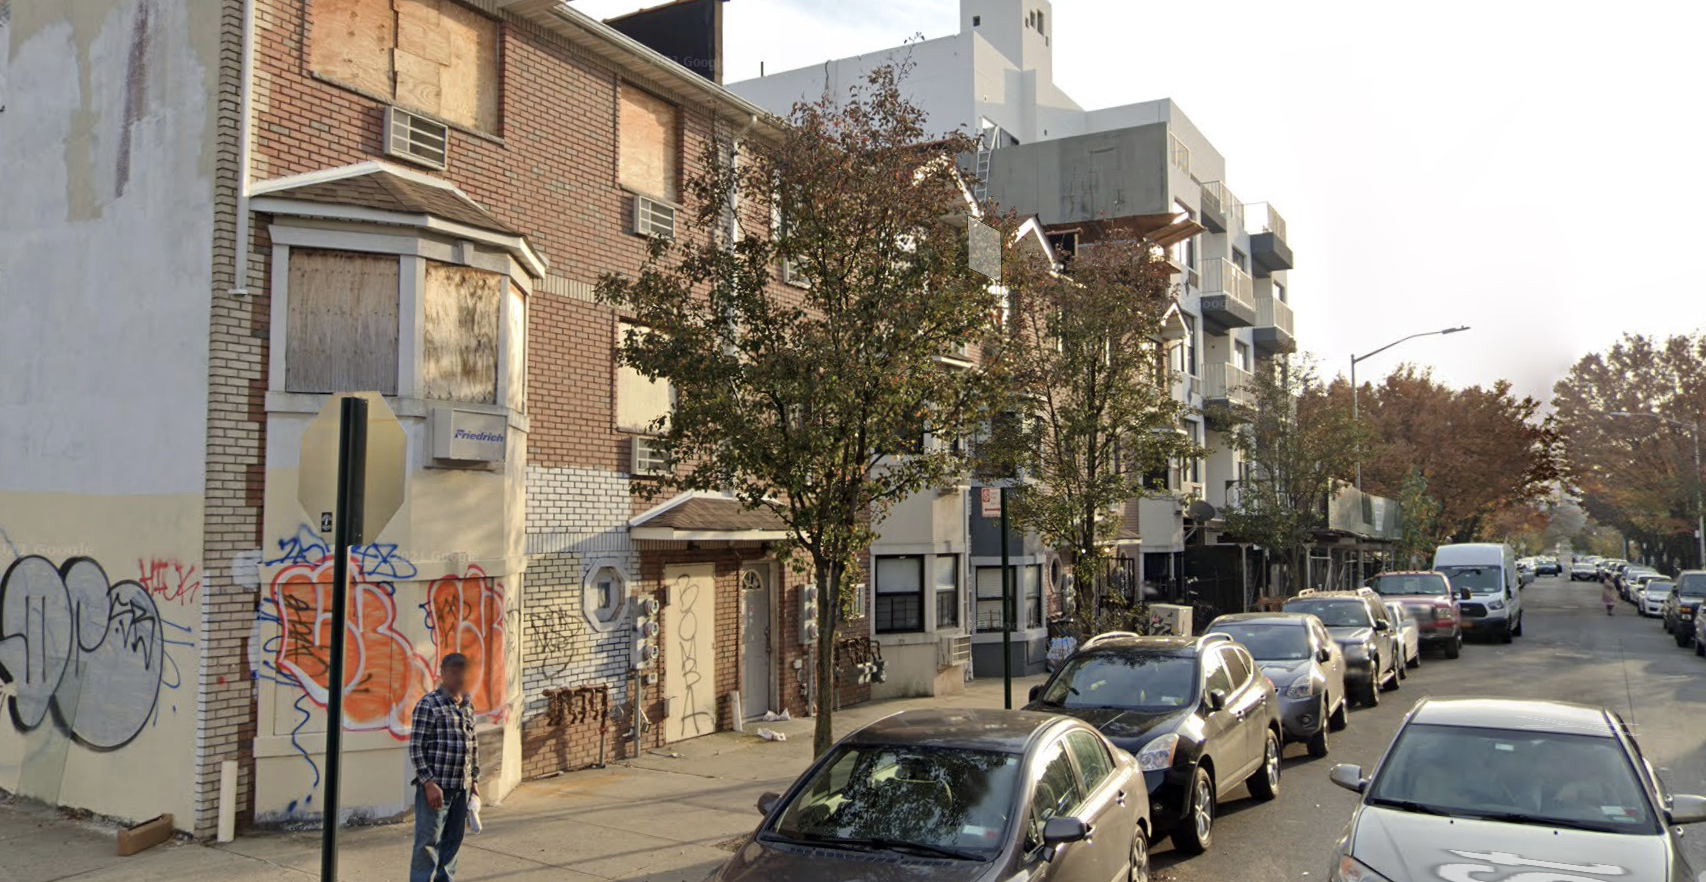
[1487, 599, 1505, 611]
[1333, 855, 1395, 882]
[1136, 733, 1179, 772]
[1432, 607, 1453, 621]
[1284, 675, 1324, 700]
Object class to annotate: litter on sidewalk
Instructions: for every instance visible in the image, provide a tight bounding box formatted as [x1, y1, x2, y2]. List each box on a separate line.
[755, 728, 787, 742]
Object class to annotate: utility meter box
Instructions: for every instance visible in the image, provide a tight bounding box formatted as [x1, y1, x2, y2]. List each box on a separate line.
[1148, 603, 1192, 637]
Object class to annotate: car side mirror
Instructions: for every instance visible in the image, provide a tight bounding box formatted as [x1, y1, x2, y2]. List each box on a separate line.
[1458, 588, 1472, 601]
[1317, 646, 1332, 663]
[1328, 764, 1367, 794]
[1207, 689, 1228, 712]
[756, 792, 781, 816]
[1041, 816, 1090, 846]
[1668, 794, 1706, 825]
[1029, 684, 1044, 703]
[1374, 620, 1390, 632]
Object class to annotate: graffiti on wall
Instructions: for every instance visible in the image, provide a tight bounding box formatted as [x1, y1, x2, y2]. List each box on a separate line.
[256, 528, 509, 741]
[0, 555, 191, 750]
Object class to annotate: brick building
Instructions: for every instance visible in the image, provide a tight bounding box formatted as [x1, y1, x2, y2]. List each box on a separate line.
[1, 0, 864, 837]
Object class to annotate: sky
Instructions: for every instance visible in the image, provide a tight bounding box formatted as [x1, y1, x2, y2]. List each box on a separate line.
[575, 0, 1706, 403]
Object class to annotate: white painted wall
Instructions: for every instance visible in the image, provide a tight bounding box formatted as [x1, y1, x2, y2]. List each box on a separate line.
[0, 0, 218, 831]
[729, 34, 976, 139]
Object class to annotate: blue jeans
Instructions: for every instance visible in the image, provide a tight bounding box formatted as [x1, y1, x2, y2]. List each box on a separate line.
[410, 786, 468, 882]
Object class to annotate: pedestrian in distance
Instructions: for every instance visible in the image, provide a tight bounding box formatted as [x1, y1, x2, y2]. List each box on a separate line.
[410, 653, 480, 882]
[1603, 579, 1618, 616]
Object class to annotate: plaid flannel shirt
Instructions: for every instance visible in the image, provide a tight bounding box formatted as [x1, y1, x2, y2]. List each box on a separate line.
[409, 689, 478, 791]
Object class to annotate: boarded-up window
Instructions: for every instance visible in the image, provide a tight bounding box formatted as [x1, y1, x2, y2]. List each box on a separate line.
[422, 262, 501, 404]
[618, 86, 679, 200]
[312, 0, 500, 132]
[504, 286, 526, 411]
[616, 321, 671, 434]
[285, 250, 401, 394]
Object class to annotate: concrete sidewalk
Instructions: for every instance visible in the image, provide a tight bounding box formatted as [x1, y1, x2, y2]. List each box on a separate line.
[1, 674, 1047, 882]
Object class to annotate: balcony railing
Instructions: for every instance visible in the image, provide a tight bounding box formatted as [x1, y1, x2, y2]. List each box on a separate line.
[1169, 133, 1191, 175]
[1201, 258, 1253, 310]
[1257, 294, 1294, 337]
[1200, 181, 1243, 234]
[1255, 202, 1286, 242]
[1204, 362, 1255, 407]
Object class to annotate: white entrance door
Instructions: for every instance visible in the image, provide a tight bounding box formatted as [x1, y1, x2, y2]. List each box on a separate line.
[663, 563, 718, 742]
[740, 565, 775, 720]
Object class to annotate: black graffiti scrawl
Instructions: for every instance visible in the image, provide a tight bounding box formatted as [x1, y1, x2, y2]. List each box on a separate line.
[0, 556, 165, 750]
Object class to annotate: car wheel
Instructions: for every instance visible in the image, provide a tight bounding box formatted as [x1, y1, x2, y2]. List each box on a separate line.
[1128, 826, 1150, 882]
[1248, 730, 1281, 801]
[1328, 699, 1349, 731]
[1396, 657, 1407, 680]
[1307, 704, 1330, 758]
[1360, 677, 1380, 707]
[1676, 629, 1692, 648]
[1383, 658, 1401, 692]
[1512, 616, 1524, 638]
[1500, 625, 1514, 644]
[1444, 635, 1462, 659]
[1694, 637, 1704, 658]
[1172, 766, 1215, 855]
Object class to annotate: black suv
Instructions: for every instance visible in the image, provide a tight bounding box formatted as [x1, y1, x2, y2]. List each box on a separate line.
[1025, 633, 1283, 855]
[1281, 589, 1402, 707]
[1663, 571, 1706, 646]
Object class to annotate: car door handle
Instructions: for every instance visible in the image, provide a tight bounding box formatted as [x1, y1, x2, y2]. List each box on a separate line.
[1116, 790, 1127, 807]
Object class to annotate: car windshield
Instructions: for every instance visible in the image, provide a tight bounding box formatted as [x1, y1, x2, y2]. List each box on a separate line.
[1437, 565, 1501, 594]
[1678, 574, 1706, 597]
[1370, 574, 1450, 597]
[1367, 723, 1657, 835]
[767, 745, 1020, 857]
[1283, 599, 1372, 628]
[1040, 652, 1198, 709]
[1207, 624, 1310, 661]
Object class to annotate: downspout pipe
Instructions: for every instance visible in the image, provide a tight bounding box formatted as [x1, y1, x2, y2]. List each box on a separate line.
[230, 0, 257, 296]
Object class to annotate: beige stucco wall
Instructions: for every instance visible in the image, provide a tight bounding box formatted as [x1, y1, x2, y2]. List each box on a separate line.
[251, 402, 525, 823]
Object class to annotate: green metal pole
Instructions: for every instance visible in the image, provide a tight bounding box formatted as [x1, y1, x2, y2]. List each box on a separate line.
[1001, 486, 1012, 710]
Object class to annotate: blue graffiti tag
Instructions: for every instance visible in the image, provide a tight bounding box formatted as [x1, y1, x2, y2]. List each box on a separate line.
[352, 542, 416, 580]
[263, 525, 331, 568]
[262, 525, 417, 581]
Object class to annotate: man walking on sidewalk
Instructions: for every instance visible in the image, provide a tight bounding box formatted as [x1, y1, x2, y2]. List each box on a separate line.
[410, 653, 479, 882]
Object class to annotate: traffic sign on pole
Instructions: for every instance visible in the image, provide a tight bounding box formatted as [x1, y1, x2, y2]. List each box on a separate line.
[298, 392, 407, 544]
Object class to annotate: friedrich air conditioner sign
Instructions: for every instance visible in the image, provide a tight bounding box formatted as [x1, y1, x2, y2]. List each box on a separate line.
[430, 408, 507, 463]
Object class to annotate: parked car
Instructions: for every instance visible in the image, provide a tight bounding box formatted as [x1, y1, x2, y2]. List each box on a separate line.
[731, 708, 1152, 882]
[1327, 698, 1706, 882]
[1570, 561, 1599, 581]
[1626, 568, 1661, 601]
[1025, 633, 1282, 854]
[1515, 560, 1536, 586]
[1383, 602, 1422, 670]
[1366, 570, 1463, 659]
[1641, 580, 1675, 618]
[1662, 571, 1706, 647]
[1535, 556, 1562, 576]
[1434, 543, 1525, 642]
[1281, 589, 1402, 707]
[1205, 613, 1348, 758]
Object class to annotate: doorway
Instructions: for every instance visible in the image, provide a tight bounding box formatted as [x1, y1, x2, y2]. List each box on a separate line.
[740, 563, 777, 720]
[662, 563, 717, 743]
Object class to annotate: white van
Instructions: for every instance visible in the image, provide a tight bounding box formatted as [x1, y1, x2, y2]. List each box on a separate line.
[1432, 543, 1524, 643]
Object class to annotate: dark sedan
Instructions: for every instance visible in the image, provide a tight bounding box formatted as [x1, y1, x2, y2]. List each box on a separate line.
[1025, 633, 1282, 855]
[727, 709, 1153, 882]
[1663, 571, 1706, 646]
[1282, 590, 1402, 707]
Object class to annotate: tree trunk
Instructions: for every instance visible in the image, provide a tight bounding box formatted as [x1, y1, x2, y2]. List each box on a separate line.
[813, 558, 839, 757]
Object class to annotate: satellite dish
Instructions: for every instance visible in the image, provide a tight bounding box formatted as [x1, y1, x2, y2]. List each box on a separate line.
[1186, 500, 1218, 522]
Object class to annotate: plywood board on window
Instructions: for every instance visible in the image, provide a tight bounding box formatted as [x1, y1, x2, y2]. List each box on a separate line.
[312, 0, 396, 98]
[615, 322, 672, 434]
[436, 0, 500, 132]
[422, 261, 500, 404]
[505, 286, 526, 412]
[619, 85, 679, 200]
[286, 250, 400, 395]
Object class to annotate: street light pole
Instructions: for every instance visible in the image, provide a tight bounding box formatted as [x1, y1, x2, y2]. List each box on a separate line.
[1609, 411, 1706, 569]
[1349, 326, 1471, 491]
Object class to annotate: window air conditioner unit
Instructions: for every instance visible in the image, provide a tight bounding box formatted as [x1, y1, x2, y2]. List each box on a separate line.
[384, 106, 449, 170]
[781, 257, 810, 288]
[630, 436, 671, 477]
[938, 633, 972, 669]
[633, 194, 677, 240]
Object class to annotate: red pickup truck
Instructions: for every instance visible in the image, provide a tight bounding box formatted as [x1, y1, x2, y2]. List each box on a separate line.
[1367, 571, 1464, 659]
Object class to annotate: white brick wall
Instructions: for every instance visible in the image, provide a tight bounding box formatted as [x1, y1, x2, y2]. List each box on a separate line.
[523, 466, 637, 716]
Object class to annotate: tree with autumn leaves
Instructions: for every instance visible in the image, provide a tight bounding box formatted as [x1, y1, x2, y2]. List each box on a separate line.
[598, 66, 1013, 755]
[1552, 333, 1706, 571]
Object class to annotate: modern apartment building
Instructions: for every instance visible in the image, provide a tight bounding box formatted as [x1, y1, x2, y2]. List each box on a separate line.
[731, 0, 1298, 669]
[0, 0, 868, 837]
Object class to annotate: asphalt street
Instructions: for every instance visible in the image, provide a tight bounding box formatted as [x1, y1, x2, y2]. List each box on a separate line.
[1154, 574, 1706, 881]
